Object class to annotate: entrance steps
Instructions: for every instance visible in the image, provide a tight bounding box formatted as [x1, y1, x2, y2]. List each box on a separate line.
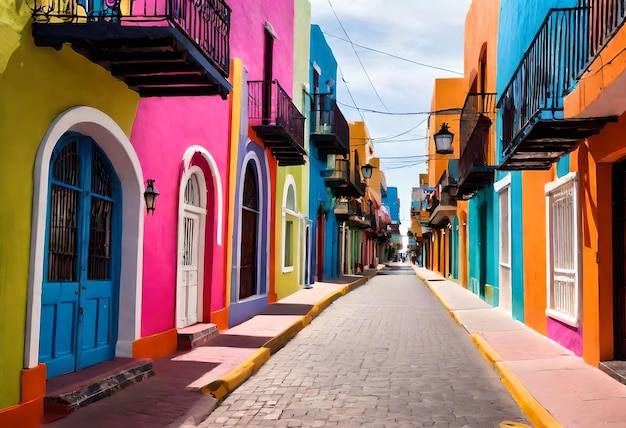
[177, 323, 219, 349]
[44, 358, 154, 417]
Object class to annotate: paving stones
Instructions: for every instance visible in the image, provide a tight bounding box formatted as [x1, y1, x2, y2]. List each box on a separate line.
[198, 274, 529, 427]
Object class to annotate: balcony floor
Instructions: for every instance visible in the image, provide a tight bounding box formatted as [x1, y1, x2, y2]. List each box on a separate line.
[500, 115, 616, 170]
[32, 22, 231, 98]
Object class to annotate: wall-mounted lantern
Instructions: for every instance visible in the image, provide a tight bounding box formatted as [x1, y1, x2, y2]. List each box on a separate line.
[361, 163, 376, 179]
[434, 122, 454, 154]
[144, 179, 160, 215]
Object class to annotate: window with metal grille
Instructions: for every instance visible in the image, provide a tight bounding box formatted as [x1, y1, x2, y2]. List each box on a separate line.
[545, 172, 580, 327]
[282, 182, 296, 272]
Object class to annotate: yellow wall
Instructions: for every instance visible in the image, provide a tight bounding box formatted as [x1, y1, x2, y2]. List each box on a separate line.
[0, 25, 138, 408]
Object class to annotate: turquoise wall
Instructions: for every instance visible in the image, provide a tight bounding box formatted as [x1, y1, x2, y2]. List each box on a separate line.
[496, 0, 581, 321]
[468, 186, 497, 298]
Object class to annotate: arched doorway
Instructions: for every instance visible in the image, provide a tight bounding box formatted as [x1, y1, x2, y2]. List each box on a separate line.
[39, 131, 121, 378]
[176, 168, 207, 328]
[240, 161, 259, 300]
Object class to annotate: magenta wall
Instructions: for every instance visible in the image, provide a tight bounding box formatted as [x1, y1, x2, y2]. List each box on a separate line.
[547, 317, 583, 357]
[131, 96, 229, 336]
[229, 0, 294, 90]
[130, 0, 296, 336]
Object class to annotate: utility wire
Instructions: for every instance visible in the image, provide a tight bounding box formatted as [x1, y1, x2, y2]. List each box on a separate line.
[328, 0, 389, 112]
[323, 32, 464, 76]
[336, 63, 366, 122]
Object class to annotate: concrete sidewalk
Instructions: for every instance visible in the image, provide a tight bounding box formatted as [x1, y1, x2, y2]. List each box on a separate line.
[45, 270, 379, 428]
[414, 267, 626, 428]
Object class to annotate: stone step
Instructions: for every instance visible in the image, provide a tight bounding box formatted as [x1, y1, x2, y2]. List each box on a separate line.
[177, 323, 220, 349]
[44, 358, 155, 416]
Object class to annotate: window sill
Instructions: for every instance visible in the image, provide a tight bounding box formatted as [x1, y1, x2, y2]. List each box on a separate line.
[546, 308, 579, 328]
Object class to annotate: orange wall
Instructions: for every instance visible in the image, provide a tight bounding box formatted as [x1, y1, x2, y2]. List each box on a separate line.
[521, 169, 553, 335]
[464, 0, 499, 93]
[428, 78, 465, 187]
[582, 116, 626, 363]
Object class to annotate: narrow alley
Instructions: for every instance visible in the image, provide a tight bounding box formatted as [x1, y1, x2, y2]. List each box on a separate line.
[199, 267, 529, 427]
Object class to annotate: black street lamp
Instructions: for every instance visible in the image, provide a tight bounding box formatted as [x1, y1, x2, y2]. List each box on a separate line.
[144, 179, 160, 215]
[361, 163, 376, 179]
[434, 122, 454, 154]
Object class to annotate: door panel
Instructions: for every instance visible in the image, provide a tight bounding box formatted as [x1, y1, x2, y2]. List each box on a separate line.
[40, 134, 119, 378]
[613, 160, 626, 359]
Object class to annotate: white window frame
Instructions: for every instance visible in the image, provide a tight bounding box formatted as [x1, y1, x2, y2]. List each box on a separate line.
[282, 176, 298, 273]
[494, 174, 512, 313]
[545, 172, 581, 327]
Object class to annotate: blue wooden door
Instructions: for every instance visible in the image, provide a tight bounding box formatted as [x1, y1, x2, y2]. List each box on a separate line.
[39, 133, 120, 378]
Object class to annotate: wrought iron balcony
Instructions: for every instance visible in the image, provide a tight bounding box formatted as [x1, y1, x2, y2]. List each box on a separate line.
[334, 199, 362, 218]
[249, 80, 307, 166]
[498, 6, 616, 170]
[330, 150, 365, 198]
[429, 170, 457, 228]
[324, 158, 349, 187]
[310, 94, 349, 156]
[31, 0, 231, 97]
[457, 93, 497, 199]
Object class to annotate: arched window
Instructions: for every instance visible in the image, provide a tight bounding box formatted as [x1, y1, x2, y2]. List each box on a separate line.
[240, 162, 260, 299]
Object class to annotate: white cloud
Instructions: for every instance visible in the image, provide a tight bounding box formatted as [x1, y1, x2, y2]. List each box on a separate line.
[309, 0, 472, 229]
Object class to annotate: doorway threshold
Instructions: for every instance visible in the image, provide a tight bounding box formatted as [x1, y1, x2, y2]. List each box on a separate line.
[44, 357, 154, 417]
[599, 360, 626, 386]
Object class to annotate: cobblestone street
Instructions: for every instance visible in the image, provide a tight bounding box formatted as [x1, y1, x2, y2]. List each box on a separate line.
[199, 271, 528, 427]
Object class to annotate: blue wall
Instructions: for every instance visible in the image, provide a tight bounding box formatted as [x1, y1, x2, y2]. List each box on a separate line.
[309, 24, 341, 280]
[384, 186, 400, 223]
[495, 1, 582, 321]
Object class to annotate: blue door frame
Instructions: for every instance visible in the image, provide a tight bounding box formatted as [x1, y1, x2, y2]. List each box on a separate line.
[39, 132, 121, 378]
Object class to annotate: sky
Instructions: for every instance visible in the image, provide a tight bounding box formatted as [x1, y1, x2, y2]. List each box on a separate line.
[309, 0, 472, 240]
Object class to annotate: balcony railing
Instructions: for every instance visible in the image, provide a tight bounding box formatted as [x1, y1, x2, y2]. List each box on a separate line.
[334, 199, 363, 217]
[31, 0, 230, 95]
[310, 94, 350, 155]
[460, 93, 497, 155]
[500, 8, 585, 156]
[457, 93, 497, 198]
[331, 151, 365, 197]
[325, 158, 349, 186]
[249, 80, 305, 147]
[498, 6, 616, 169]
[579, 0, 626, 78]
[249, 80, 306, 165]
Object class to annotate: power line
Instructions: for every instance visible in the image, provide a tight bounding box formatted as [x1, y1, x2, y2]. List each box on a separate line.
[323, 32, 464, 76]
[327, 0, 389, 112]
[337, 100, 463, 116]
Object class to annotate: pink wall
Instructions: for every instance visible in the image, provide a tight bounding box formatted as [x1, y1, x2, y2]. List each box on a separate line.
[229, 0, 294, 90]
[547, 318, 583, 357]
[130, 0, 296, 336]
[131, 96, 229, 336]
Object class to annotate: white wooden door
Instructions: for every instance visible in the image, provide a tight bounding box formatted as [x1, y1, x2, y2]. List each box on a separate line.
[177, 172, 206, 328]
[180, 212, 200, 326]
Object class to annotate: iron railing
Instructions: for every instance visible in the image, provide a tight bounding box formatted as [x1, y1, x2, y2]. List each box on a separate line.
[499, 7, 588, 157]
[460, 93, 497, 155]
[326, 158, 349, 181]
[334, 199, 363, 217]
[459, 94, 496, 183]
[30, 0, 231, 75]
[578, 0, 626, 77]
[311, 93, 350, 152]
[248, 80, 305, 150]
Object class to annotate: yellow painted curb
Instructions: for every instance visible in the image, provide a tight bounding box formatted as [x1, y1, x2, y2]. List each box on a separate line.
[495, 362, 563, 428]
[263, 319, 305, 353]
[201, 360, 255, 400]
[244, 347, 271, 375]
[470, 333, 503, 367]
